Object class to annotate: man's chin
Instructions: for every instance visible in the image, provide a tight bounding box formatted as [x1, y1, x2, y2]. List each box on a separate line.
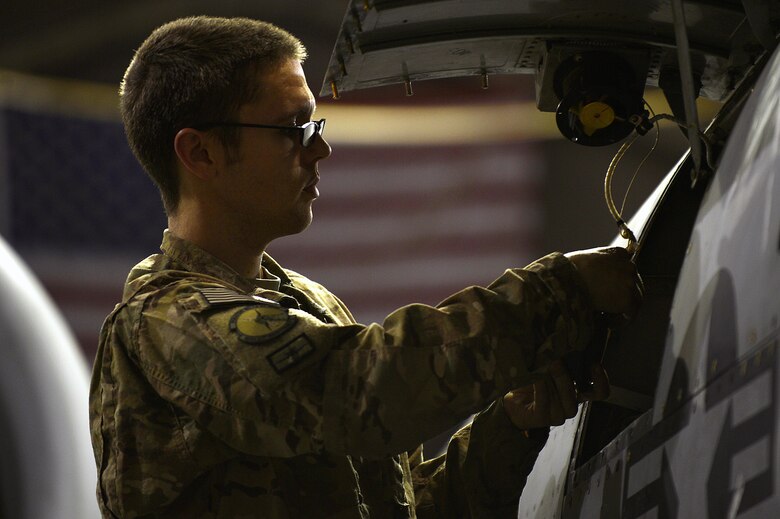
[284, 212, 314, 237]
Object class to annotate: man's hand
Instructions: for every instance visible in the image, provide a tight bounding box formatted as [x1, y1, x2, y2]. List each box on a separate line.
[565, 247, 643, 320]
[502, 360, 610, 430]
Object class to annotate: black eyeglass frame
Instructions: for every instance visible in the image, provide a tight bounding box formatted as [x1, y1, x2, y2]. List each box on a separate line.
[192, 118, 326, 147]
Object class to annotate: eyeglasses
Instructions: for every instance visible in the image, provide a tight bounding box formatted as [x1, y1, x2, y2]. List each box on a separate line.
[193, 118, 326, 148]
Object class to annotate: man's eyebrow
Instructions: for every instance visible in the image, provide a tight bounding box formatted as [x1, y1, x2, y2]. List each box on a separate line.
[274, 100, 315, 124]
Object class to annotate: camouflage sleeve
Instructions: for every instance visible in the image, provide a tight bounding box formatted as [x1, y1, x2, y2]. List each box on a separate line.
[130, 252, 593, 459]
[411, 398, 548, 518]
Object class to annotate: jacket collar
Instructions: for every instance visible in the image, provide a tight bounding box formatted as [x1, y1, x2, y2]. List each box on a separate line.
[160, 229, 291, 292]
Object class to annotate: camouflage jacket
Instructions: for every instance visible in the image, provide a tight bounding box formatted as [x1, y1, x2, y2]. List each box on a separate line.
[90, 231, 595, 518]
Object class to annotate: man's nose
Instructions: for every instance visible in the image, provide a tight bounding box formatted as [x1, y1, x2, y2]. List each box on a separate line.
[305, 133, 331, 162]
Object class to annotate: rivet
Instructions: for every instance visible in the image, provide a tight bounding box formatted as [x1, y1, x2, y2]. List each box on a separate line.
[404, 78, 413, 96]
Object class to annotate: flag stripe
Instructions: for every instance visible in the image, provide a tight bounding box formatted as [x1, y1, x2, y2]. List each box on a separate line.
[271, 229, 539, 269]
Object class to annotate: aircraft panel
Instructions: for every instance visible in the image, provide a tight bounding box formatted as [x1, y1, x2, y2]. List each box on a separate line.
[562, 338, 778, 517]
[517, 407, 583, 518]
[321, 0, 773, 101]
[559, 34, 780, 519]
[654, 39, 780, 424]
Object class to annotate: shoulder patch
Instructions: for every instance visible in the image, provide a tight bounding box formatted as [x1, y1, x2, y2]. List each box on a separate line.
[267, 334, 314, 373]
[198, 286, 279, 308]
[229, 305, 297, 343]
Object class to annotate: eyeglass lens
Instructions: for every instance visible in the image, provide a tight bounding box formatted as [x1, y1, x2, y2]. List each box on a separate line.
[302, 120, 325, 147]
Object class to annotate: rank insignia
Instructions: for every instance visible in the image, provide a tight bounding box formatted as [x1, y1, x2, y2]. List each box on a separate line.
[229, 305, 297, 343]
[267, 335, 314, 373]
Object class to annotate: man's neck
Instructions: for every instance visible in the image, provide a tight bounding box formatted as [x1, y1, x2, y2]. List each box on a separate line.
[168, 213, 266, 279]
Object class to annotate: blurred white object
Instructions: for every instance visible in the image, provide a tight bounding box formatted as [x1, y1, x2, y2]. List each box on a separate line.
[0, 235, 99, 518]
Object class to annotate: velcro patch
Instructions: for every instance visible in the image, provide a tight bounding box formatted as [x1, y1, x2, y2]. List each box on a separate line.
[199, 286, 279, 307]
[267, 334, 314, 373]
[229, 305, 297, 343]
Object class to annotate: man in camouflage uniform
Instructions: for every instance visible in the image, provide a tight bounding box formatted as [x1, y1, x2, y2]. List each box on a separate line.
[90, 16, 642, 518]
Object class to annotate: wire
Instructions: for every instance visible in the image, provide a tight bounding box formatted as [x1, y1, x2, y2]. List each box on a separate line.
[604, 133, 640, 253]
[604, 104, 719, 254]
[620, 103, 661, 216]
[604, 101, 666, 254]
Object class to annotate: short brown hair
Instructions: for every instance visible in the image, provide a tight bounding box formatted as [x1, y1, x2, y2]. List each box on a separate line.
[120, 16, 307, 214]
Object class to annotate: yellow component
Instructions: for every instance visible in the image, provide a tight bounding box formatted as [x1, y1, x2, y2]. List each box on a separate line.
[578, 101, 615, 136]
[230, 306, 295, 343]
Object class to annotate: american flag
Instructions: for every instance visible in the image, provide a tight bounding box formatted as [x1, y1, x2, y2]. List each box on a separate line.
[272, 144, 543, 324]
[1, 103, 543, 361]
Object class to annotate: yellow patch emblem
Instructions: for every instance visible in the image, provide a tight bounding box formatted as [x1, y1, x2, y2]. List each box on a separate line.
[229, 305, 297, 343]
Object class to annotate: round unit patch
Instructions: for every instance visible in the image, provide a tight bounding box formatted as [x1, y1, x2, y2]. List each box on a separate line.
[229, 305, 297, 343]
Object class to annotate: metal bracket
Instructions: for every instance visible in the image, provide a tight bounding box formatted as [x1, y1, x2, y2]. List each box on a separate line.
[671, 0, 706, 185]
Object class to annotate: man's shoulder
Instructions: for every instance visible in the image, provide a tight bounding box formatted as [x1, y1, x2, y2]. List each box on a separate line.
[129, 273, 259, 316]
[113, 254, 251, 325]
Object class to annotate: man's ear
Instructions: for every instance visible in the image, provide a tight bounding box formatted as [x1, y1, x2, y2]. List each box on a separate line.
[174, 128, 220, 180]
